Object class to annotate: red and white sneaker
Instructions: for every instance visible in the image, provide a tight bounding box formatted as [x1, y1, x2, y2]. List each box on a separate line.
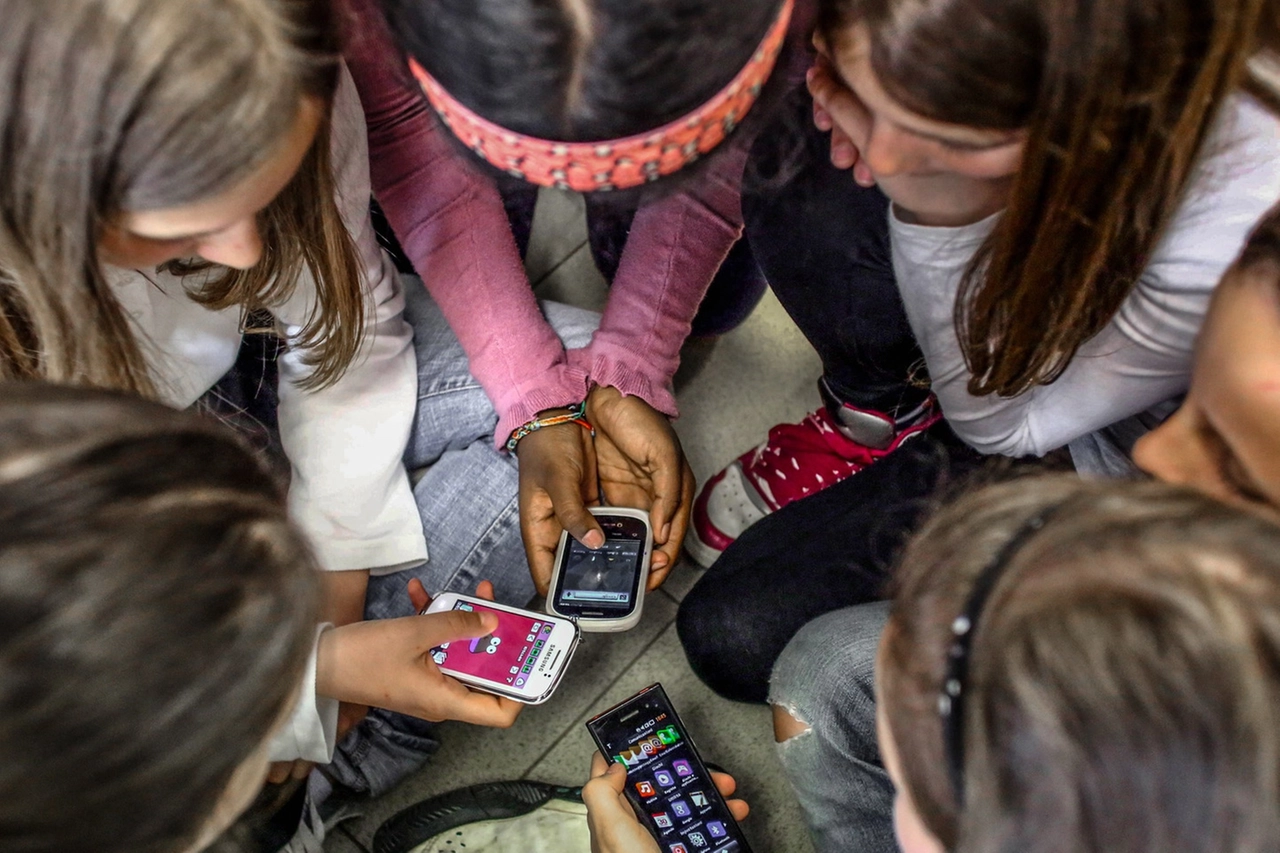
[685, 399, 940, 568]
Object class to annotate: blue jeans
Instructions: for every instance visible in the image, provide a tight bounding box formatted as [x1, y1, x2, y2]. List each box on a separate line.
[769, 602, 897, 853]
[328, 278, 599, 798]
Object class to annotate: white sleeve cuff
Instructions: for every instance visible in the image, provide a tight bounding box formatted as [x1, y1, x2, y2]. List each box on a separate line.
[268, 624, 340, 764]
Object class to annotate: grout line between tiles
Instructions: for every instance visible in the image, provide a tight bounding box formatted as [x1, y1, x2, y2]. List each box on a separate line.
[518, 619, 678, 775]
[530, 238, 589, 288]
[336, 824, 372, 853]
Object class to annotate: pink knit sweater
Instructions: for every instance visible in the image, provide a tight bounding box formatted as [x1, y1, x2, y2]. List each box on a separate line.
[340, 0, 813, 447]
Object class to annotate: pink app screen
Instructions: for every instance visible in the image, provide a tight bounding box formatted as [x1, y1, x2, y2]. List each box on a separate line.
[431, 602, 555, 689]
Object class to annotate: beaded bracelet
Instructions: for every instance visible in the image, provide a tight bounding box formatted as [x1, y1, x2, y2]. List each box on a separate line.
[506, 401, 595, 453]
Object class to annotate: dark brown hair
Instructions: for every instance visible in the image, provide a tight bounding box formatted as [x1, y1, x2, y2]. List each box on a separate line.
[882, 476, 1280, 852]
[818, 0, 1278, 398]
[0, 382, 320, 853]
[0, 0, 365, 395]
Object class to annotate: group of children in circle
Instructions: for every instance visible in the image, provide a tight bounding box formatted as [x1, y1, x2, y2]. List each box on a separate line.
[3, 0, 1280, 851]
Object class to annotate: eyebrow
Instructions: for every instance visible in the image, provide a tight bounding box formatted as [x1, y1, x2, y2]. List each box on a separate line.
[125, 226, 220, 244]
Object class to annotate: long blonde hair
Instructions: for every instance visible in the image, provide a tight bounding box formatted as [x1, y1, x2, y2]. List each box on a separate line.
[0, 0, 364, 394]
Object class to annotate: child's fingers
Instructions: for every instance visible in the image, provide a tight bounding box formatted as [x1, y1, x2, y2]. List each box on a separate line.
[407, 578, 432, 614]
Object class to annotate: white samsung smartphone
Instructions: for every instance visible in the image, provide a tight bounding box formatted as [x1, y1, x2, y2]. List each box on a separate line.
[547, 507, 653, 632]
[424, 594, 579, 704]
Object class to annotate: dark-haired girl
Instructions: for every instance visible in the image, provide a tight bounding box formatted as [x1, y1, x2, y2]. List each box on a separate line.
[678, 0, 1280, 703]
[340, 0, 815, 597]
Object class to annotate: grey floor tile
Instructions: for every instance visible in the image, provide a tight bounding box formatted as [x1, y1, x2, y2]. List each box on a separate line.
[654, 556, 704, 604]
[527, 189, 590, 283]
[525, 623, 816, 853]
[338, 593, 678, 848]
[672, 289, 821, 485]
[324, 827, 370, 853]
[533, 242, 609, 313]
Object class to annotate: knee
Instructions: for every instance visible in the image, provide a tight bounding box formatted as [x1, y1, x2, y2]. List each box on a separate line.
[676, 580, 776, 703]
[771, 702, 812, 744]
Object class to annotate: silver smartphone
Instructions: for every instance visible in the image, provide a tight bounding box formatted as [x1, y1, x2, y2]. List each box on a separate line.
[547, 507, 652, 632]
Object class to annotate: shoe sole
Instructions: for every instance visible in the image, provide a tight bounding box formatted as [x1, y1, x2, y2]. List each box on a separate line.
[372, 780, 582, 853]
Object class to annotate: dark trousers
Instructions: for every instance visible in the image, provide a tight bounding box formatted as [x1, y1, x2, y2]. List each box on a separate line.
[676, 92, 985, 703]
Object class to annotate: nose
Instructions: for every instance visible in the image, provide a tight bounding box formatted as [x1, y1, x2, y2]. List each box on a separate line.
[196, 218, 264, 270]
[1132, 411, 1215, 491]
[860, 121, 925, 178]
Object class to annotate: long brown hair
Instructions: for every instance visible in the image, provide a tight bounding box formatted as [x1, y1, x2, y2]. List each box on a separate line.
[0, 0, 365, 395]
[818, 0, 1278, 397]
[0, 382, 320, 853]
[882, 476, 1280, 852]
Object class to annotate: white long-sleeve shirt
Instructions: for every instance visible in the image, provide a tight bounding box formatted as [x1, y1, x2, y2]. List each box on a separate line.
[108, 68, 422, 762]
[891, 95, 1280, 461]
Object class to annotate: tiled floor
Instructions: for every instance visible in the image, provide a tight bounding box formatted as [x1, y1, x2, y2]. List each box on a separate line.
[324, 189, 822, 853]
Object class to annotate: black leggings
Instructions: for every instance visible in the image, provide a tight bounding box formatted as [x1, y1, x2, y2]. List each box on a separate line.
[676, 92, 985, 703]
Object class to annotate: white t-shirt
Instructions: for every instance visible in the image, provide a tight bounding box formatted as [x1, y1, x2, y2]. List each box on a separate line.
[889, 94, 1280, 467]
[108, 67, 423, 762]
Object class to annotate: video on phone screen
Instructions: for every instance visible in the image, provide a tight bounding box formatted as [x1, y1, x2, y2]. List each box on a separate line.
[430, 602, 554, 691]
[596, 703, 744, 852]
[558, 538, 642, 608]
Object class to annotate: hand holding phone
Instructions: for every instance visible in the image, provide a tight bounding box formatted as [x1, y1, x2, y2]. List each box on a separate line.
[549, 507, 653, 632]
[314, 606, 523, 728]
[425, 593, 580, 704]
[587, 684, 753, 852]
[583, 755, 749, 853]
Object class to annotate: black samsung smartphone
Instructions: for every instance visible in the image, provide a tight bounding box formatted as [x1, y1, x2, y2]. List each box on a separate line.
[587, 683, 752, 853]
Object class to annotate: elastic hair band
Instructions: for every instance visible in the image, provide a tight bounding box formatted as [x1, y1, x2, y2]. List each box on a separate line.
[408, 0, 793, 193]
[939, 504, 1063, 802]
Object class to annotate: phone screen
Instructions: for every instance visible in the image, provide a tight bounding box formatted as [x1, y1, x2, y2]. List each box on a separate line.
[430, 601, 558, 692]
[553, 515, 647, 618]
[588, 685, 750, 853]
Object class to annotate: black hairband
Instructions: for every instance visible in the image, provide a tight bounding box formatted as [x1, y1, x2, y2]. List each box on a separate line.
[939, 506, 1060, 802]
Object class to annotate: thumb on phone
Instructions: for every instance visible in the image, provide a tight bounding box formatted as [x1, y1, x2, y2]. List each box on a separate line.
[419, 608, 499, 652]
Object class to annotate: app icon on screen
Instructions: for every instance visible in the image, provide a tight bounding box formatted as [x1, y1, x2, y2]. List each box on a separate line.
[668, 845, 688, 853]
[514, 676, 526, 687]
[673, 760, 694, 777]
[706, 822, 727, 839]
[671, 799, 692, 818]
[655, 769, 676, 787]
[652, 812, 673, 829]
[690, 791, 710, 808]
[635, 781, 656, 797]
[688, 832, 708, 848]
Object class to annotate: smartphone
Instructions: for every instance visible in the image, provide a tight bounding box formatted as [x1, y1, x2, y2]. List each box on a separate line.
[423, 593, 579, 704]
[548, 506, 652, 632]
[587, 683, 752, 853]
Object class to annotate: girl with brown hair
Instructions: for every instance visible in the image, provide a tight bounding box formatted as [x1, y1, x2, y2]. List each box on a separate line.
[678, 0, 1280, 704]
[0, 383, 322, 853]
[876, 476, 1280, 853]
[0, 0, 581, 819]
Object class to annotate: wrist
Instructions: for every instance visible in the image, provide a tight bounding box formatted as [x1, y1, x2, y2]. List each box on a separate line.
[506, 400, 594, 453]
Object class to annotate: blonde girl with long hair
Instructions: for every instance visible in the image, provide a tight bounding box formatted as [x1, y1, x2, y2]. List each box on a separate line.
[0, 0, 590, 821]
